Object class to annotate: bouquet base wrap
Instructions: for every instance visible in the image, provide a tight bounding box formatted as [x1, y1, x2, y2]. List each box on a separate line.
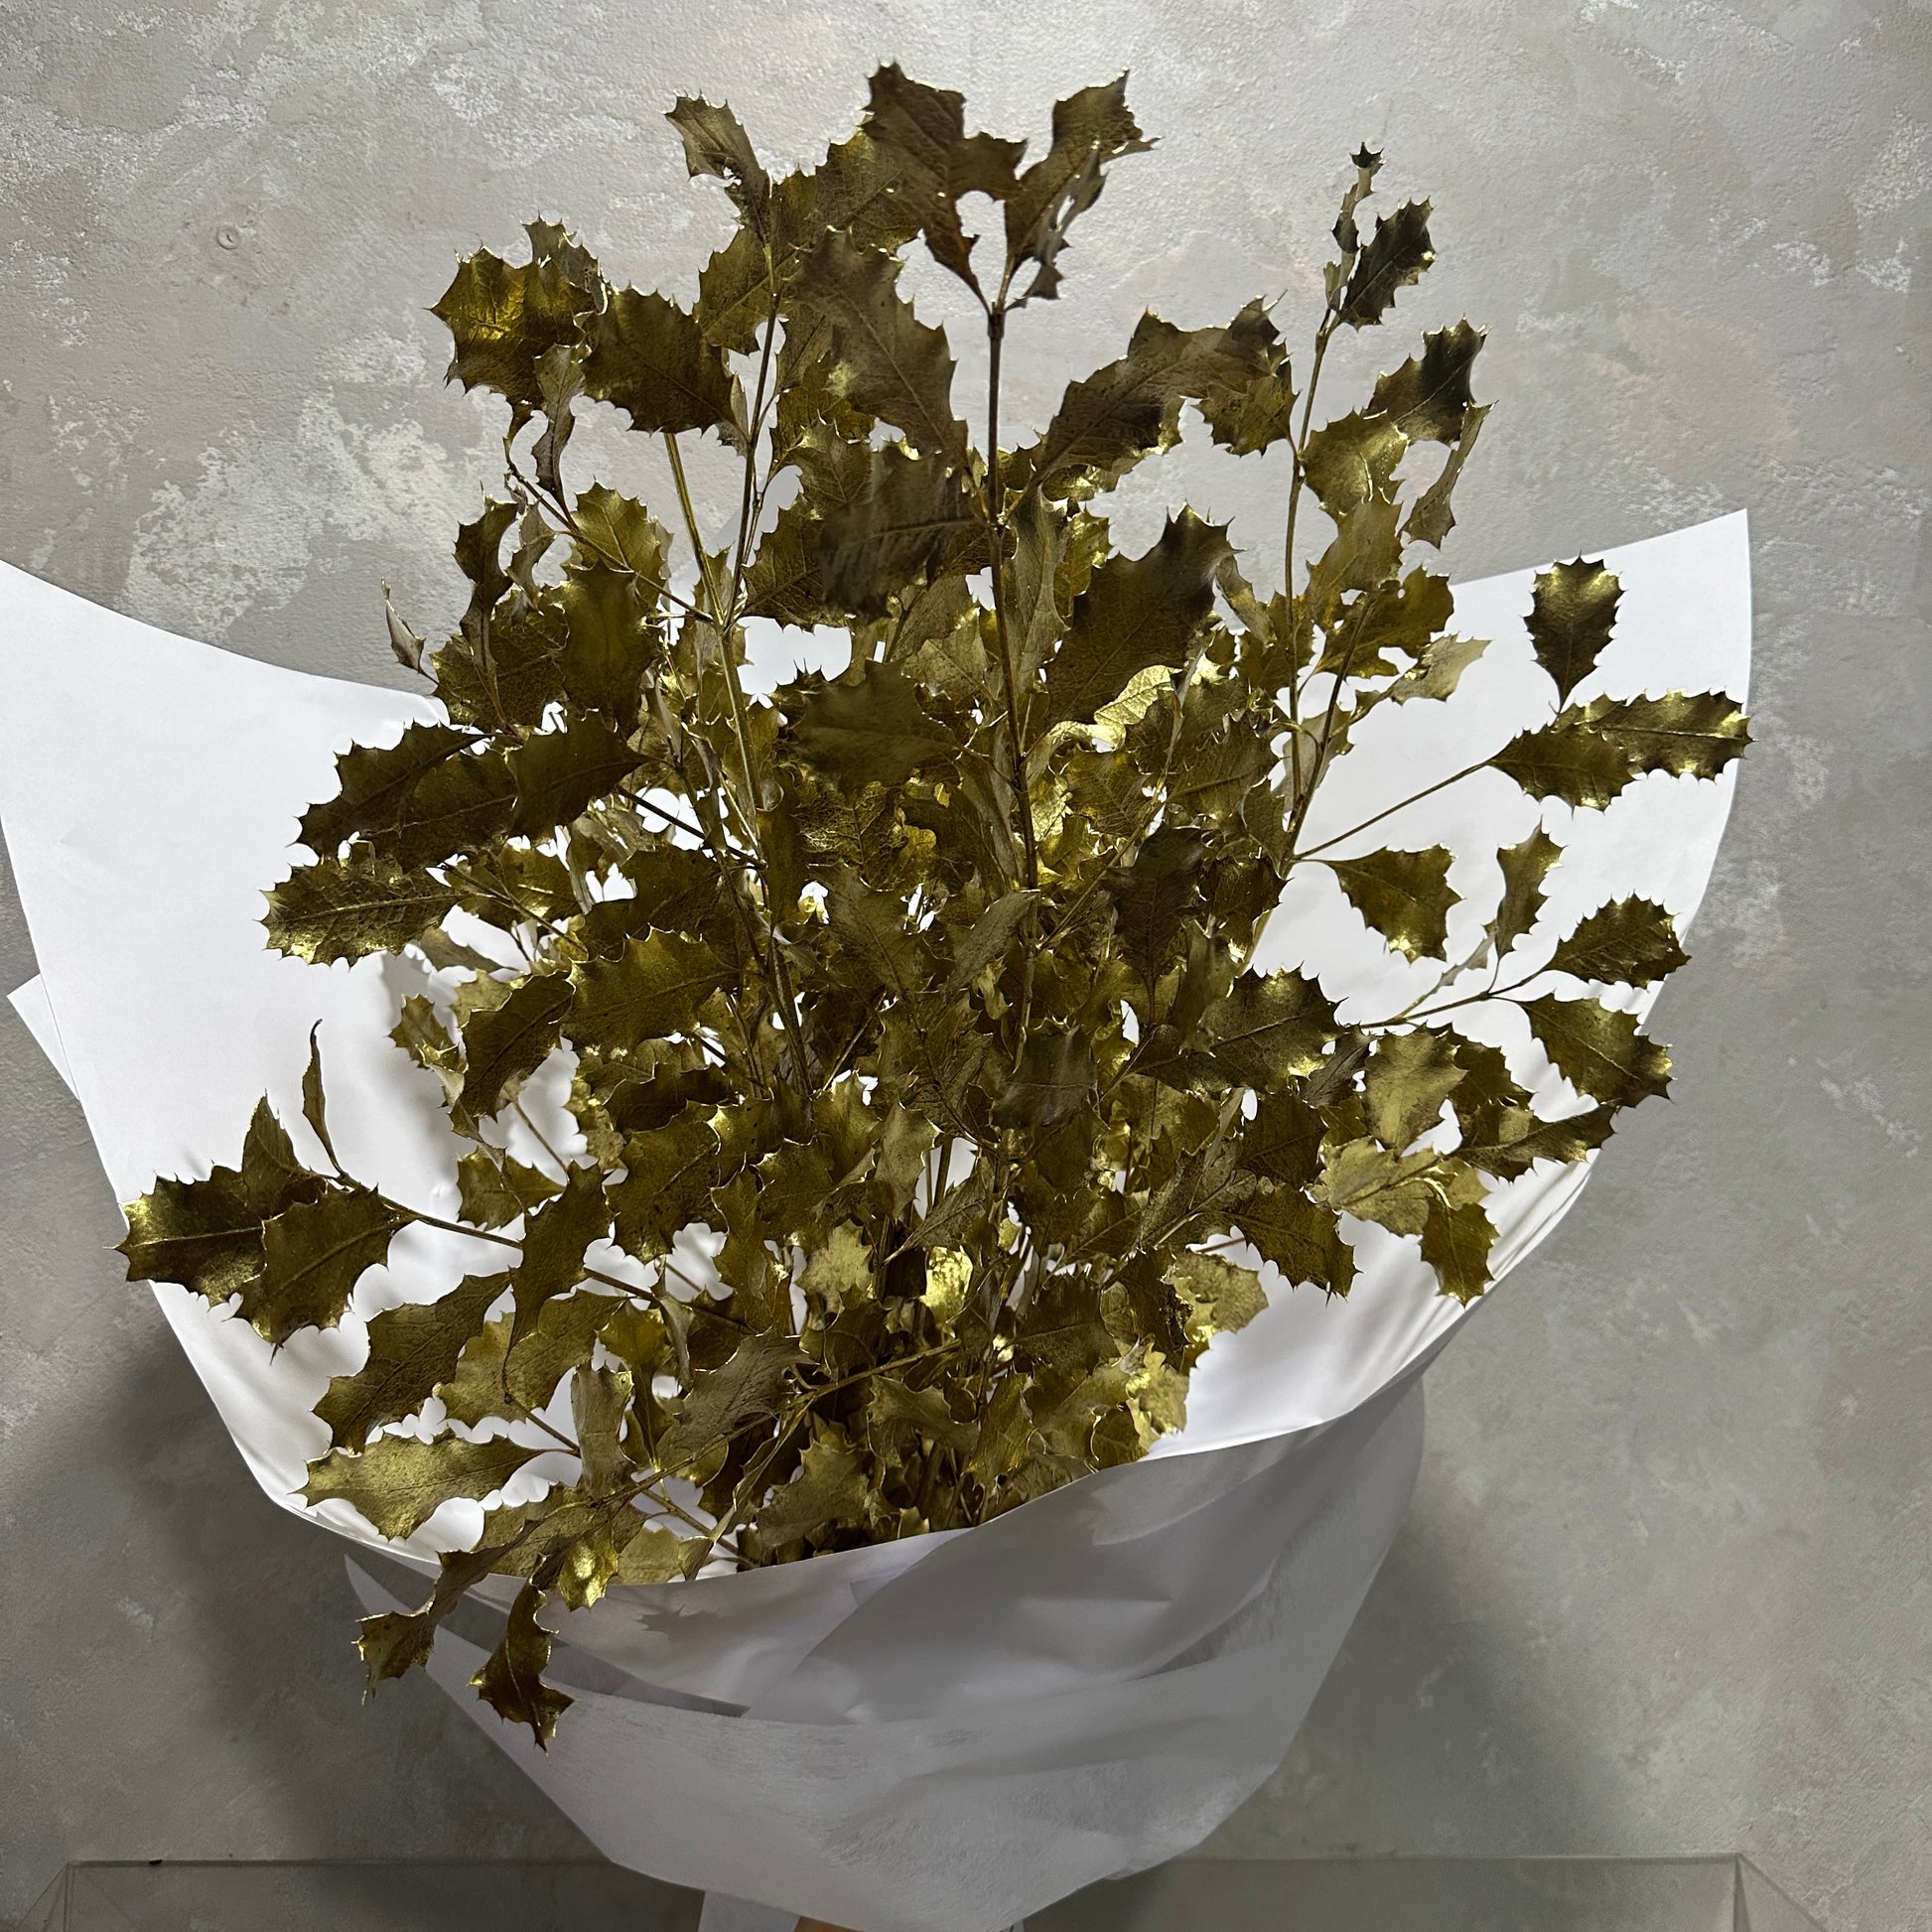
[0, 513, 1750, 1932]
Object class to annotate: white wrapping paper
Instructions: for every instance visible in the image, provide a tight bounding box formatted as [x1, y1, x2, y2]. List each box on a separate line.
[0, 512, 1748, 1931]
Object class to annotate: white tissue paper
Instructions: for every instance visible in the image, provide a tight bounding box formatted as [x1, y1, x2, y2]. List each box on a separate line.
[0, 512, 1748, 1932]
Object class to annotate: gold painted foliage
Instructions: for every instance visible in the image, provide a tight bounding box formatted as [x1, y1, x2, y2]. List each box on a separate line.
[118, 70, 1748, 1743]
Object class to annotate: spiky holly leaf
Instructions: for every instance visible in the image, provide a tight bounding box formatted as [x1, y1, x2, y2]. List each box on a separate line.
[1490, 713, 1642, 811]
[1233, 1185, 1355, 1295]
[860, 64, 1024, 292]
[944, 888, 1039, 992]
[1311, 1138, 1442, 1237]
[1364, 1030, 1465, 1151]
[459, 973, 573, 1120]
[789, 658, 955, 789]
[456, 1153, 562, 1230]
[249, 1189, 406, 1344]
[509, 1166, 610, 1343]
[582, 287, 737, 436]
[1578, 690, 1751, 780]
[658, 1331, 804, 1468]
[1549, 897, 1689, 987]
[572, 484, 673, 586]
[1303, 409, 1407, 520]
[1406, 401, 1489, 548]
[1490, 825, 1564, 953]
[814, 449, 978, 619]
[1526, 558, 1621, 703]
[508, 713, 647, 838]
[505, 1290, 620, 1413]
[1327, 846, 1457, 961]
[1003, 74, 1152, 304]
[1523, 995, 1673, 1108]
[994, 1029, 1097, 1129]
[755, 1431, 872, 1546]
[1108, 827, 1206, 992]
[315, 1273, 509, 1449]
[1166, 1251, 1267, 1367]
[791, 233, 969, 462]
[1421, 1195, 1495, 1302]
[471, 1582, 574, 1748]
[556, 560, 657, 724]
[1042, 511, 1228, 727]
[1205, 970, 1339, 1087]
[303, 1433, 543, 1542]
[431, 239, 598, 427]
[1016, 309, 1280, 498]
[1369, 321, 1484, 443]
[665, 95, 769, 225]
[264, 850, 453, 965]
[1340, 200, 1434, 328]
[570, 934, 726, 1052]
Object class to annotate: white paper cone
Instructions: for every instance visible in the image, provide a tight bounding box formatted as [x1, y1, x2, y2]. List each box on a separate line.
[0, 511, 1749, 1931]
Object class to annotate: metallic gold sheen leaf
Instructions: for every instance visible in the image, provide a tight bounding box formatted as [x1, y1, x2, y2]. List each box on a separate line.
[1233, 1184, 1355, 1295]
[263, 850, 453, 965]
[1042, 510, 1228, 727]
[1490, 825, 1563, 953]
[1364, 1031, 1465, 1152]
[1204, 970, 1339, 1088]
[251, 1189, 405, 1345]
[303, 1433, 543, 1542]
[1369, 321, 1484, 443]
[1549, 897, 1689, 987]
[582, 287, 736, 435]
[1578, 690, 1751, 780]
[1526, 558, 1621, 703]
[1523, 995, 1673, 1108]
[471, 1582, 574, 1748]
[1421, 1195, 1495, 1303]
[1326, 846, 1457, 960]
[316, 1273, 509, 1449]
[1340, 199, 1434, 328]
[791, 233, 969, 461]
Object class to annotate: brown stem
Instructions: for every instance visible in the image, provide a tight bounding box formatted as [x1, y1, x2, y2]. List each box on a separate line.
[662, 427, 817, 1120]
[983, 307, 1039, 890]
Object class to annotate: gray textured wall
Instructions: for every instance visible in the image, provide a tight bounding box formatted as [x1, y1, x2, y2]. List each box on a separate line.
[1, 4, 1926, 1928]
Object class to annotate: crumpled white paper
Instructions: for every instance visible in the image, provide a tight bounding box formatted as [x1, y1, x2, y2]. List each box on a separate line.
[0, 512, 1748, 1932]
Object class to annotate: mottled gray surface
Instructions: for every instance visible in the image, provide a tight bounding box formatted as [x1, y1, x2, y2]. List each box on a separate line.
[0, 3, 1925, 1929]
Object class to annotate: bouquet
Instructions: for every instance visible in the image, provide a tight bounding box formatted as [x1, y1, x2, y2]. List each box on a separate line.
[2, 66, 1749, 1932]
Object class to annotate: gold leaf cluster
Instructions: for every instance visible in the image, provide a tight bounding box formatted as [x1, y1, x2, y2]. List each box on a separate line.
[118, 71, 1748, 1743]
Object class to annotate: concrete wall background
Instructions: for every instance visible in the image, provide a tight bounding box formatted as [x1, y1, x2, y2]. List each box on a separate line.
[1, 3, 1925, 1927]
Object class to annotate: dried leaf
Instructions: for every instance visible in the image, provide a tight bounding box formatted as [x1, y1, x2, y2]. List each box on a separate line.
[1523, 995, 1673, 1107]
[582, 286, 737, 436]
[1421, 1195, 1494, 1302]
[1549, 897, 1688, 987]
[471, 1581, 574, 1747]
[1042, 510, 1228, 727]
[264, 850, 452, 965]
[1364, 1031, 1465, 1151]
[1490, 825, 1563, 953]
[1340, 199, 1434, 328]
[790, 658, 954, 788]
[1579, 690, 1751, 781]
[1527, 558, 1621, 703]
[791, 232, 969, 462]
[1369, 321, 1483, 443]
[1004, 75, 1152, 304]
[252, 1189, 404, 1344]
[1326, 846, 1457, 961]
[316, 1273, 509, 1449]
[1233, 1184, 1355, 1295]
[1205, 970, 1339, 1087]
[303, 1433, 542, 1542]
